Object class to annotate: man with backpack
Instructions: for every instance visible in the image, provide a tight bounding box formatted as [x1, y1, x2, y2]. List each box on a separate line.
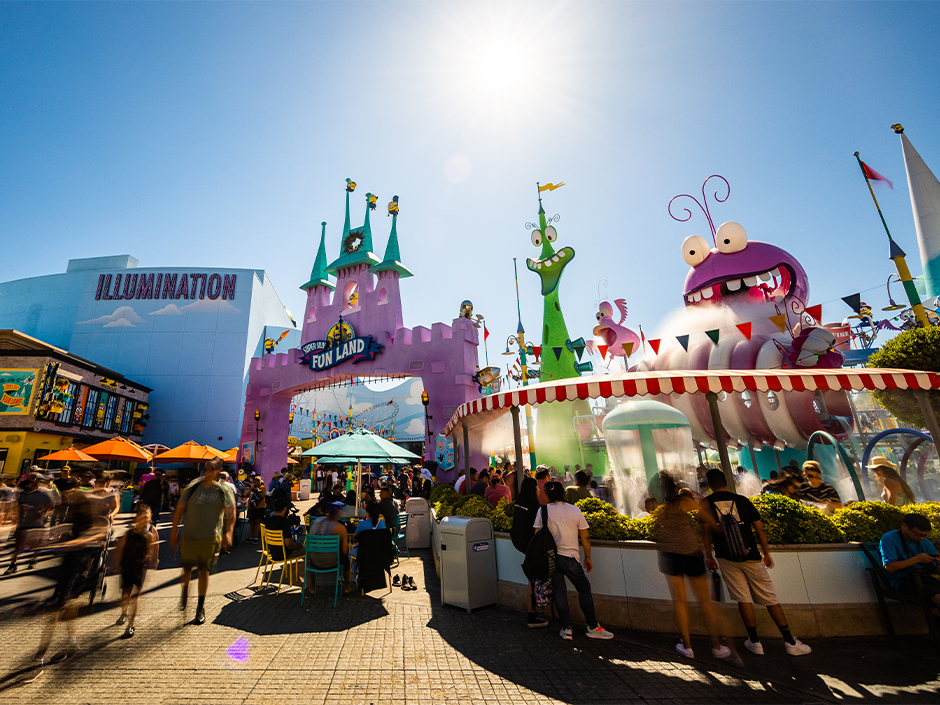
[531, 481, 614, 641]
[700, 469, 810, 657]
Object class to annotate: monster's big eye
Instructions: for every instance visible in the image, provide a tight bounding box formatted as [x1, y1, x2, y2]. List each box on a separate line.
[544, 226, 557, 242]
[681, 235, 710, 266]
[531, 230, 543, 247]
[715, 221, 748, 253]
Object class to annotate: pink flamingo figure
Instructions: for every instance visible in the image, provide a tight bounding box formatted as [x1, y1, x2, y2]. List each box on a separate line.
[593, 299, 641, 362]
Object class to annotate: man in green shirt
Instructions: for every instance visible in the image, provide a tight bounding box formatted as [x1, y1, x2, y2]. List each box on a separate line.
[565, 470, 593, 504]
[170, 458, 235, 625]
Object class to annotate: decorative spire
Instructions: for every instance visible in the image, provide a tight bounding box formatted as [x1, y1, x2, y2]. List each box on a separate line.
[342, 178, 355, 248]
[326, 180, 381, 276]
[372, 196, 413, 278]
[897, 126, 940, 298]
[300, 222, 335, 291]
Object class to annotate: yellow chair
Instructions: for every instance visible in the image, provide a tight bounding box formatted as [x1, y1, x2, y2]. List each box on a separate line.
[255, 527, 304, 594]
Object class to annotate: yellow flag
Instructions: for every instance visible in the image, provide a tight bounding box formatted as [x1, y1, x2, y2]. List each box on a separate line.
[539, 182, 565, 192]
[768, 314, 788, 333]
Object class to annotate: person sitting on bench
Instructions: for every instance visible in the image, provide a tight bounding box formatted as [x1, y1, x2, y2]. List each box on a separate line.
[881, 513, 940, 606]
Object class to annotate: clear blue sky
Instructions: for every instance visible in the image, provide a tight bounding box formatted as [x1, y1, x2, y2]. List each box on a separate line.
[2, 1, 939, 364]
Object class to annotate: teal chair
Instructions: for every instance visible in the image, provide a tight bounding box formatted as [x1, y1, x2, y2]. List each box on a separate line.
[393, 514, 409, 560]
[302, 534, 344, 608]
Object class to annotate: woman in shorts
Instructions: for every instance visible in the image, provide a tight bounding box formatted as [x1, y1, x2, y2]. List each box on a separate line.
[655, 472, 731, 661]
[247, 476, 267, 544]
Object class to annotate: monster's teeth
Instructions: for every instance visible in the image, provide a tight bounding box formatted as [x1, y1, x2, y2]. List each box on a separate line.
[743, 276, 759, 287]
[558, 250, 566, 257]
[527, 259, 534, 266]
[543, 259, 552, 268]
[536, 262, 542, 269]
[701, 286, 714, 299]
[759, 271, 772, 282]
[687, 295, 694, 303]
[692, 291, 702, 302]
[726, 279, 742, 291]
[770, 268, 780, 279]
[552, 255, 560, 262]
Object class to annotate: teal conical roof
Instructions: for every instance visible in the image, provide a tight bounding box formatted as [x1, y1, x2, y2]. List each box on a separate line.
[372, 205, 413, 278]
[327, 191, 381, 275]
[300, 222, 335, 291]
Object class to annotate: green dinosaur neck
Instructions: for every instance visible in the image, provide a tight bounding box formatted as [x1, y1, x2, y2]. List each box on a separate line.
[540, 290, 577, 381]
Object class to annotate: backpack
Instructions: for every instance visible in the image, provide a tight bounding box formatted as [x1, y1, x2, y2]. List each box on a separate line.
[712, 499, 749, 560]
[522, 505, 557, 581]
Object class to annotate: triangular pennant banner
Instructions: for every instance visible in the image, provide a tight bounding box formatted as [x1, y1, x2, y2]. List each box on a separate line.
[532, 346, 542, 362]
[649, 339, 661, 355]
[805, 304, 822, 322]
[841, 293, 861, 313]
[676, 335, 690, 351]
[573, 343, 585, 360]
[597, 344, 609, 358]
[769, 314, 787, 333]
[705, 329, 720, 345]
[736, 322, 752, 340]
[624, 341, 634, 357]
[552, 346, 563, 360]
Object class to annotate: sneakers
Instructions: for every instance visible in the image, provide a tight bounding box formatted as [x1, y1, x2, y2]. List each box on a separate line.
[407, 576, 417, 591]
[676, 642, 694, 658]
[711, 645, 731, 659]
[785, 639, 811, 656]
[744, 638, 764, 655]
[194, 608, 206, 625]
[400, 574, 409, 589]
[586, 625, 614, 640]
[527, 613, 549, 628]
[559, 627, 573, 641]
[392, 574, 401, 587]
[116, 614, 127, 626]
[3, 564, 16, 576]
[121, 626, 135, 639]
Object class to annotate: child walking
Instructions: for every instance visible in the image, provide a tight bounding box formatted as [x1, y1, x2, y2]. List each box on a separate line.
[114, 504, 159, 638]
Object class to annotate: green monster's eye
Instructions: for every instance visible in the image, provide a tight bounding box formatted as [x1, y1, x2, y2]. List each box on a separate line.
[544, 226, 557, 242]
[531, 230, 542, 247]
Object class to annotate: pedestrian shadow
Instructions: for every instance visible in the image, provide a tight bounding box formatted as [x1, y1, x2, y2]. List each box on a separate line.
[212, 584, 389, 635]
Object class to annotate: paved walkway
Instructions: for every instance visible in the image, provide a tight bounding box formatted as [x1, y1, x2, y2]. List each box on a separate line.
[1, 508, 939, 704]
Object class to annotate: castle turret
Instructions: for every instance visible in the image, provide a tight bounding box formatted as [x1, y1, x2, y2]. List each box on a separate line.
[326, 189, 381, 276]
[300, 222, 335, 292]
[371, 196, 413, 278]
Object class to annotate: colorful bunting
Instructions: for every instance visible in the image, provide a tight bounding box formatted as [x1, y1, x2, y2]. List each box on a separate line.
[736, 322, 752, 340]
[552, 347, 563, 360]
[572, 343, 585, 360]
[842, 293, 861, 313]
[597, 344, 609, 358]
[769, 313, 787, 333]
[805, 304, 822, 322]
[705, 329, 720, 345]
[624, 341, 634, 357]
[649, 339, 661, 355]
[676, 334, 690, 351]
[532, 346, 542, 362]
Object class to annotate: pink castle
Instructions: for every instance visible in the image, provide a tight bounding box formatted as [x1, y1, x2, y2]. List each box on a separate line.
[239, 185, 483, 480]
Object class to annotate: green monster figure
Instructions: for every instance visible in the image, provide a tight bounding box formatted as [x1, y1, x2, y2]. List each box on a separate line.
[525, 188, 606, 475]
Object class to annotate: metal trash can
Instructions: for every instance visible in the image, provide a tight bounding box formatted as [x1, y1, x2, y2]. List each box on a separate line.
[405, 497, 431, 549]
[439, 516, 497, 613]
[298, 479, 311, 501]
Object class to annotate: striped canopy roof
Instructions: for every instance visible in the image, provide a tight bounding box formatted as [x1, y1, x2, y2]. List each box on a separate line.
[443, 368, 940, 435]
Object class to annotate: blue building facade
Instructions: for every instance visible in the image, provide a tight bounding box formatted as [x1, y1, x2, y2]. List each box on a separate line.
[0, 255, 299, 449]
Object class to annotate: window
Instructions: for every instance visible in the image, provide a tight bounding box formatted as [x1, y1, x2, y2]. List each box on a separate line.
[103, 394, 118, 431]
[95, 392, 111, 429]
[57, 382, 78, 424]
[82, 389, 99, 427]
[121, 401, 135, 434]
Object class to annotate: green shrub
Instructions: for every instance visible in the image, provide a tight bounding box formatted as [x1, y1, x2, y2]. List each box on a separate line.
[866, 326, 940, 426]
[832, 501, 906, 542]
[491, 498, 514, 532]
[430, 483, 457, 504]
[751, 494, 844, 544]
[584, 510, 629, 540]
[576, 497, 618, 516]
[453, 495, 495, 519]
[623, 513, 656, 540]
[433, 500, 453, 519]
[903, 502, 940, 542]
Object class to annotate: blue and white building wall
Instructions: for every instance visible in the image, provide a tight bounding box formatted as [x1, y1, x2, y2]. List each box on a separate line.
[0, 255, 299, 449]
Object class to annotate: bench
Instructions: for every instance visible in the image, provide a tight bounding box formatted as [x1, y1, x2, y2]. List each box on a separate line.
[860, 542, 940, 647]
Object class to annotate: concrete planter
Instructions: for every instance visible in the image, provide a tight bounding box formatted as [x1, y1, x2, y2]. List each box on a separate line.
[428, 508, 927, 636]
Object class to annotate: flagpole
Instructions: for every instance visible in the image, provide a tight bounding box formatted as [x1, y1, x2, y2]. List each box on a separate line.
[854, 152, 930, 327]
[513, 256, 537, 473]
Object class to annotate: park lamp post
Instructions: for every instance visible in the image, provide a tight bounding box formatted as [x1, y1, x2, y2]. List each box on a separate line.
[254, 409, 262, 466]
[421, 390, 432, 458]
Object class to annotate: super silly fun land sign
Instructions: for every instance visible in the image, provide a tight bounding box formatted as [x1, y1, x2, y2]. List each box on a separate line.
[299, 336, 383, 371]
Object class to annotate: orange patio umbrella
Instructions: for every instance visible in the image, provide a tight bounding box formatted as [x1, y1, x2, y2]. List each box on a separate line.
[81, 436, 153, 463]
[153, 441, 223, 464]
[222, 447, 238, 463]
[41, 446, 98, 463]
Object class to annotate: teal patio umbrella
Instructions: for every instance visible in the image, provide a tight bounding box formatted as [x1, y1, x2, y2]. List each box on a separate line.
[301, 428, 420, 510]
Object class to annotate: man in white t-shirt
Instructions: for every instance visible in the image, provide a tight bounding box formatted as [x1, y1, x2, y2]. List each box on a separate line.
[533, 481, 614, 641]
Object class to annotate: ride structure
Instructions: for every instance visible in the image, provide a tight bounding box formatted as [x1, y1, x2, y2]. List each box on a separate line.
[239, 181, 485, 480]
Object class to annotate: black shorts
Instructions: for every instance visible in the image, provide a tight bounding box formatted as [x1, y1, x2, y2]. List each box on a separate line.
[248, 507, 266, 521]
[121, 567, 147, 590]
[898, 576, 940, 600]
[658, 551, 706, 577]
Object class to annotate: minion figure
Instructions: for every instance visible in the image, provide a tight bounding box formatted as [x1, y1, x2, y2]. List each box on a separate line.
[388, 195, 399, 216]
[459, 300, 474, 319]
[346, 178, 356, 193]
[367, 193, 377, 211]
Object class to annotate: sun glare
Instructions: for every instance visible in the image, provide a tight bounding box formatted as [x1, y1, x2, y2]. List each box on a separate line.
[474, 42, 528, 95]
